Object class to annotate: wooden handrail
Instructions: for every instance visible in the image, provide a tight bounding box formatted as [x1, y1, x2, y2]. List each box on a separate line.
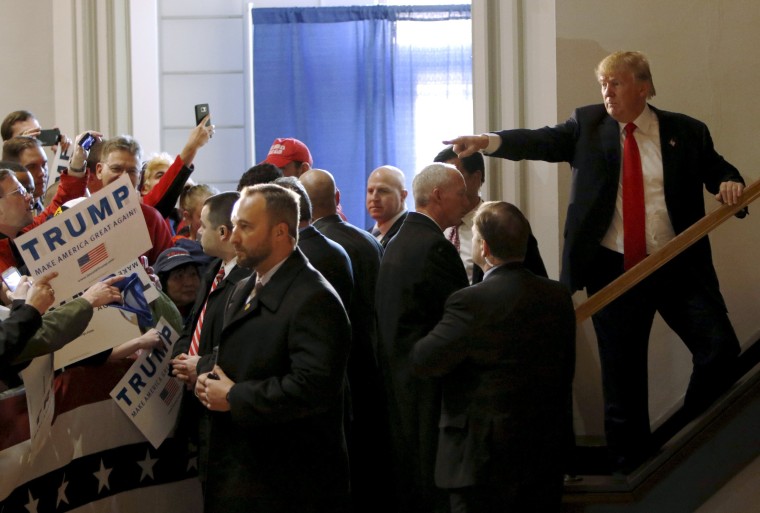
[575, 178, 760, 323]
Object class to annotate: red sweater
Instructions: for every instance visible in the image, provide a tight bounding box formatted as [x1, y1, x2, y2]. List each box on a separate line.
[0, 172, 87, 273]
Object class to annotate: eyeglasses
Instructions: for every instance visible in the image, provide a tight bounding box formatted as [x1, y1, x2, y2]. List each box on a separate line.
[104, 163, 141, 176]
[1, 186, 30, 200]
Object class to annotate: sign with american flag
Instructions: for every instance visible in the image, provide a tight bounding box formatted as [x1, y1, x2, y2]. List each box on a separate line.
[77, 243, 108, 273]
[110, 319, 183, 449]
[14, 175, 152, 303]
[159, 377, 181, 406]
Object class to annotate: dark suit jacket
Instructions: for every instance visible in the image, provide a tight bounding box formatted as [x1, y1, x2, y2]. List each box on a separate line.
[412, 263, 575, 506]
[314, 214, 382, 353]
[171, 259, 249, 479]
[202, 249, 351, 513]
[492, 103, 744, 292]
[313, 214, 384, 389]
[375, 211, 468, 512]
[313, 214, 391, 507]
[172, 258, 249, 359]
[377, 211, 407, 248]
[298, 224, 353, 309]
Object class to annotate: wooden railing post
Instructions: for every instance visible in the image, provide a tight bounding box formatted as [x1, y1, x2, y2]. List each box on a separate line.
[575, 179, 760, 323]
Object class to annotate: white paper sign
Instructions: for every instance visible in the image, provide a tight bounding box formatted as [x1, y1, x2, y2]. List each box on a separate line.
[110, 319, 183, 449]
[19, 354, 55, 457]
[47, 145, 71, 191]
[14, 175, 151, 302]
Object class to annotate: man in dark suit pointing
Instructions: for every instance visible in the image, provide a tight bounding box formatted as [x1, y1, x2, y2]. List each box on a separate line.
[446, 51, 744, 473]
[413, 201, 575, 512]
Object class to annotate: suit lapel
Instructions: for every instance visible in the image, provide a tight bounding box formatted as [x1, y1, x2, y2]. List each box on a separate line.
[199, 259, 222, 298]
[601, 115, 622, 186]
[651, 106, 679, 201]
[222, 249, 308, 329]
[224, 274, 256, 326]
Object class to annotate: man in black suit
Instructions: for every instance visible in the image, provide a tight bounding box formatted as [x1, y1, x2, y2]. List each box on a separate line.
[376, 163, 469, 513]
[447, 51, 744, 472]
[195, 184, 351, 513]
[274, 176, 353, 308]
[170, 192, 249, 482]
[366, 165, 408, 248]
[413, 201, 575, 513]
[171, 191, 248, 382]
[300, 168, 392, 513]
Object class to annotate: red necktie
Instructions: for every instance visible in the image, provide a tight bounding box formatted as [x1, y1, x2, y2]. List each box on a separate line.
[448, 224, 461, 252]
[189, 267, 225, 356]
[622, 122, 647, 270]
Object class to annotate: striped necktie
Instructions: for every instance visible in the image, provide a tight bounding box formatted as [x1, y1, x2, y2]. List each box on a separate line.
[188, 266, 225, 356]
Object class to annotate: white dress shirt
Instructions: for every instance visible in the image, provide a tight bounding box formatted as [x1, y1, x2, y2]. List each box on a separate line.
[600, 105, 675, 255]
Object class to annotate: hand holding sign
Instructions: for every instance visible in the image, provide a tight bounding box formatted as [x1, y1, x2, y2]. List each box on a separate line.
[81, 275, 125, 307]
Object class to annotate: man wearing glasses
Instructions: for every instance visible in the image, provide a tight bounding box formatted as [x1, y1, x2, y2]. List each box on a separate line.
[95, 136, 173, 265]
[0, 138, 90, 273]
[1, 136, 51, 213]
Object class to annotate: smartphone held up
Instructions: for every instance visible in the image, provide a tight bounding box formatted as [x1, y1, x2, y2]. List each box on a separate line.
[195, 103, 211, 127]
[38, 128, 61, 147]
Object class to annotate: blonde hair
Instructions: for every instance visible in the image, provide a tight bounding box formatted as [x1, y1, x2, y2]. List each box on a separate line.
[595, 51, 656, 98]
[143, 153, 172, 180]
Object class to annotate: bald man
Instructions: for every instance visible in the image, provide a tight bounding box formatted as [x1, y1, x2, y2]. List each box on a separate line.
[365, 165, 408, 248]
[301, 169, 391, 513]
[375, 163, 469, 513]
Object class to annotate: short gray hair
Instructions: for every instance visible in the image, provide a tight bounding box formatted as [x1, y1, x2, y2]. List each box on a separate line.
[412, 162, 459, 207]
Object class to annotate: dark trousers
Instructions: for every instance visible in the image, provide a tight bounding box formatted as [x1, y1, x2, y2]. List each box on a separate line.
[586, 247, 740, 471]
[449, 480, 563, 513]
[205, 495, 350, 513]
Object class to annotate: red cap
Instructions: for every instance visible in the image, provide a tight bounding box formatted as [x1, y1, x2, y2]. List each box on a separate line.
[263, 138, 313, 168]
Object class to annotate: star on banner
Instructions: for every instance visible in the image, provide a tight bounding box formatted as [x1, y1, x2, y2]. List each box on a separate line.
[72, 432, 84, 458]
[138, 449, 158, 481]
[94, 458, 113, 493]
[25, 489, 39, 513]
[57, 474, 69, 507]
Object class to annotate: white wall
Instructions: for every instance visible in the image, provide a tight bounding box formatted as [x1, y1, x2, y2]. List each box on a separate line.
[0, 0, 56, 134]
[154, 0, 252, 192]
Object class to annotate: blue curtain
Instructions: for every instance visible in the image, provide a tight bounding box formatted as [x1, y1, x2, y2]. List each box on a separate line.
[252, 5, 471, 228]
